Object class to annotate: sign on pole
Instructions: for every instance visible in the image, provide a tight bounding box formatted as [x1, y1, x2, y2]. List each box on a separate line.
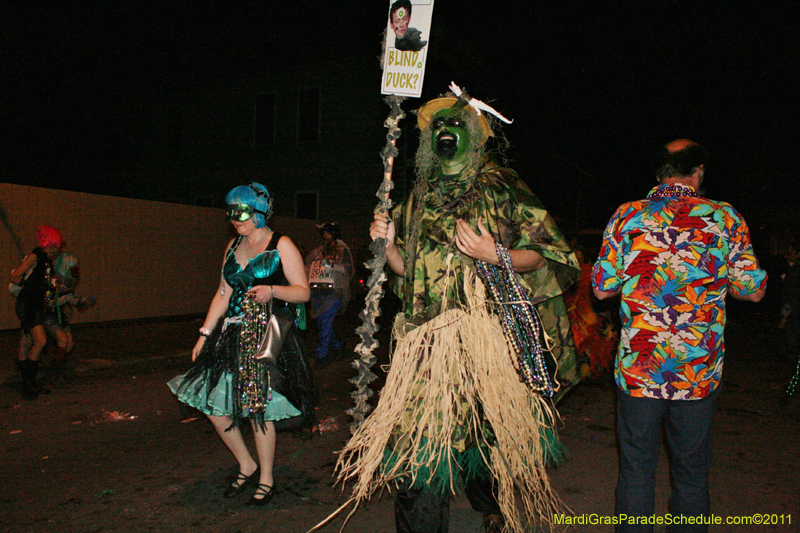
[381, 0, 434, 97]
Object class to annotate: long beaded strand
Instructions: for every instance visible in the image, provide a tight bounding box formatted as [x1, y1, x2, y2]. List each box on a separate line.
[786, 358, 800, 397]
[475, 241, 555, 397]
[238, 295, 273, 413]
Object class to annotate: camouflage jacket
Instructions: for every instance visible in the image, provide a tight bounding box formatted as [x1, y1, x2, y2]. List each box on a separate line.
[390, 161, 582, 397]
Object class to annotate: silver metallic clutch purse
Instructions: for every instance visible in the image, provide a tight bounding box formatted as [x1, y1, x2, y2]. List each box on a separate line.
[255, 299, 295, 363]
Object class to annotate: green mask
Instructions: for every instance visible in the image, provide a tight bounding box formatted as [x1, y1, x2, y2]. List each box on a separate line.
[430, 108, 471, 167]
[226, 204, 267, 222]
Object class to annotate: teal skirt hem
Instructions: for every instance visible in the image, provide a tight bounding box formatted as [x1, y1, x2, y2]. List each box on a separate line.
[168, 370, 301, 421]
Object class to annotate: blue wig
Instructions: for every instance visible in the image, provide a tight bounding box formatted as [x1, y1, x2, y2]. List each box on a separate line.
[225, 182, 273, 228]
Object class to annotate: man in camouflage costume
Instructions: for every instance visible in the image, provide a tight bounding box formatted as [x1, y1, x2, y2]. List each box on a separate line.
[367, 93, 580, 532]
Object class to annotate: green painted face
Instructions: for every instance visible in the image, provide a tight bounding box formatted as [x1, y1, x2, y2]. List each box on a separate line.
[430, 107, 471, 166]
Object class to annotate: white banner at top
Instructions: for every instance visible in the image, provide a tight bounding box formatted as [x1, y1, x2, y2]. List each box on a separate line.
[381, 0, 434, 98]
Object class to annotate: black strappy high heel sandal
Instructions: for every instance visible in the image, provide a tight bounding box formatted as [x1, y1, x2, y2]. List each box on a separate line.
[223, 468, 259, 498]
[246, 483, 275, 506]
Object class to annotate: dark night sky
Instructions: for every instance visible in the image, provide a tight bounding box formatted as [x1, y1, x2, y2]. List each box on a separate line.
[3, 1, 798, 234]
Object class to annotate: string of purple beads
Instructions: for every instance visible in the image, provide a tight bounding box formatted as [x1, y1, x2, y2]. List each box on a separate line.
[475, 242, 555, 397]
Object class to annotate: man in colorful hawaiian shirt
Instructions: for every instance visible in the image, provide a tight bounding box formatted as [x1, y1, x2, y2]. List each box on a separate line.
[592, 139, 767, 532]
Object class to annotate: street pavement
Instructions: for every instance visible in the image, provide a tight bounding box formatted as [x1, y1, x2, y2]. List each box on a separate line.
[1, 306, 798, 532]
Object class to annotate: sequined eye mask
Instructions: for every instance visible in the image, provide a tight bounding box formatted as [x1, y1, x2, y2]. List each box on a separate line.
[226, 204, 267, 222]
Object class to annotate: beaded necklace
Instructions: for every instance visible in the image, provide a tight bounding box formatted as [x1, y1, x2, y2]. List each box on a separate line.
[647, 184, 699, 198]
[475, 242, 555, 397]
[237, 295, 273, 413]
[241, 233, 269, 263]
[786, 359, 800, 398]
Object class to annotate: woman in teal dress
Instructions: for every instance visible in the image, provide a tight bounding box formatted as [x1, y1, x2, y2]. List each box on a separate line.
[169, 182, 312, 506]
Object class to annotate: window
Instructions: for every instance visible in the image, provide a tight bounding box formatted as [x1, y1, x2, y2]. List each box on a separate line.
[295, 191, 318, 220]
[255, 93, 275, 146]
[297, 87, 319, 142]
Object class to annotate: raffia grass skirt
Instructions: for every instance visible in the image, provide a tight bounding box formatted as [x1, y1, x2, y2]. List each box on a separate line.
[333, 270, 569, 533]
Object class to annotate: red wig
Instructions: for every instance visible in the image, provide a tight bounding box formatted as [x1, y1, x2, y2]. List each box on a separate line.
[36, 225, 65, 250]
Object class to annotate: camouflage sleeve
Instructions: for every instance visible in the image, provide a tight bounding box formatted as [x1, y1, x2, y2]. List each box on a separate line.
[503, 178, 581, 303]
[388, 199, 409, 299]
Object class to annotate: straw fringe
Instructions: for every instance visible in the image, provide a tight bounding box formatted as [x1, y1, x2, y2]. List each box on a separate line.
[329, 268, 569, 532]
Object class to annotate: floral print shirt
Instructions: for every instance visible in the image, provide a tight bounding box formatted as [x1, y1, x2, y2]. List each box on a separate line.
[592, 184, 767, 399]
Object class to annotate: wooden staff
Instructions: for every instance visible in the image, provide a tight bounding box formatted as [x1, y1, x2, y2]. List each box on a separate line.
[347, 94, 406, 432]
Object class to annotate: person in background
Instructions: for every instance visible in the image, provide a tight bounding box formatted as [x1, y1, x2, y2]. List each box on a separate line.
[593, 139, 767, 532]
[45, 252, 94, 383]
[10, 225, 65, 399]
[305, 222, 354, 365]
[169, 182, 314, 506]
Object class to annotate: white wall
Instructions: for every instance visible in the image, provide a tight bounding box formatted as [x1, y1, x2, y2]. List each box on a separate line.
[0, 183, 318, 330]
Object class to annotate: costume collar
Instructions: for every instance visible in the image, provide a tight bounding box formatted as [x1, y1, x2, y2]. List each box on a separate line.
[647, 183, 700, 199]
[426, 168, 477, 205]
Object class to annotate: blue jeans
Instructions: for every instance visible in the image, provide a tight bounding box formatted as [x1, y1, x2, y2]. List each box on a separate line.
[313, 295, 342, 359]
[616, 386, 720, 533]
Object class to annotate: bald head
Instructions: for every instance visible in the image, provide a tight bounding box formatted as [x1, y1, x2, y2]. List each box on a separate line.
[666, 139, 695, 153]
[653, 139, 707, 182]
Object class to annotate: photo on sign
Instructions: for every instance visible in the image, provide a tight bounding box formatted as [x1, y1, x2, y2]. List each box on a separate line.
[387, 0, 430, 52]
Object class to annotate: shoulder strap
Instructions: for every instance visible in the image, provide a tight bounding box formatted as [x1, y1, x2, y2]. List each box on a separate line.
[267, 231, 284, 251]
[225, 236, 243, 261]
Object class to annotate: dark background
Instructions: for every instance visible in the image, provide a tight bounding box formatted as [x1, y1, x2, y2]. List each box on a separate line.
[3, 1, 797, 237]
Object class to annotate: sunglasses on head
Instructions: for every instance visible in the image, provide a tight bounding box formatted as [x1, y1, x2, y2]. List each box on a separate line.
[226, 204, 267, 222]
